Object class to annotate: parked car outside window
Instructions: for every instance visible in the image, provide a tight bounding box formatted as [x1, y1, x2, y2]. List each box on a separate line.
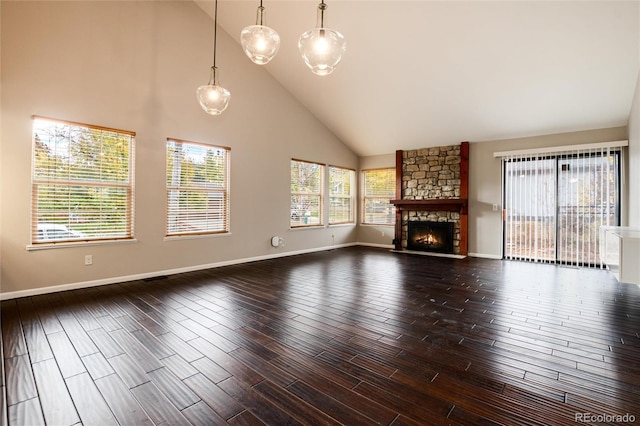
[37, 223, 87, 242]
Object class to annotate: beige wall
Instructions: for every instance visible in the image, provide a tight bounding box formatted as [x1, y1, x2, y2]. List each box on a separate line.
[628, 71, 640, 228]
[0, 1, 357, 297]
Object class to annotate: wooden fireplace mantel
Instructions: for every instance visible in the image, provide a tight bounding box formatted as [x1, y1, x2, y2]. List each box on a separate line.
[390, 199, 467, 212]
[392, 142, 469, 255]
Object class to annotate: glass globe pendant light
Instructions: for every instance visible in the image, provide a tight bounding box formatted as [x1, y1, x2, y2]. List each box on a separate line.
[196, 0, 230, 115]
[241, 0, 280, 65]
[196, 67, 230, 115]
[298, 0, 346, 76]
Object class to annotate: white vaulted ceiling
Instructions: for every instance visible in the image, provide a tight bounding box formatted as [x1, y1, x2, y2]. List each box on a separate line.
[196, 1, 640, 156]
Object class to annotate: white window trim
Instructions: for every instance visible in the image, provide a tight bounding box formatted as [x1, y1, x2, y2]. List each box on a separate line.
[328, 165, 356, 225]
[27, 238, 138, 251]
[166, 138, 231, 237]
[290, 158, 325, 229]
[493, 140, 628, 158]
[30, 116, 136, 246]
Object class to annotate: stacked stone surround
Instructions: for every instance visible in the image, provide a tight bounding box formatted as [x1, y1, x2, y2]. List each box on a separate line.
[401, 144, 462, 253]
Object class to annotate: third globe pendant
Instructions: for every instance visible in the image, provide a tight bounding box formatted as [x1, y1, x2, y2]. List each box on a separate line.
[241, 0, 280, 65]
[298, 0, 346, 76]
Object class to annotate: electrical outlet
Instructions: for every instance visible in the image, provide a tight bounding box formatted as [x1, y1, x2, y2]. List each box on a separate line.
[84, 255, 93, 266]
[381, 231, 385, 237]
[492, 204, 498, 211]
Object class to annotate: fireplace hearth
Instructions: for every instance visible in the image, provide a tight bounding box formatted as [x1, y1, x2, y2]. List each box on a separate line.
[407, 221, 454, 254]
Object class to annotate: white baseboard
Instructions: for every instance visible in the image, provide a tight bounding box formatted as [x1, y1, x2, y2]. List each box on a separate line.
[468, 252, 503, 259]
[356, 242, 395, 249]
[0, 243, 358, 301]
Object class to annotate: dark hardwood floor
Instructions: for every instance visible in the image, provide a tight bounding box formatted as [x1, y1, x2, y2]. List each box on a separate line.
[2, 246, 640, 425]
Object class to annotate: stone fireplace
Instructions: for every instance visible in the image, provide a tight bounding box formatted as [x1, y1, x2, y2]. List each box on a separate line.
[391, 142, 469, 256]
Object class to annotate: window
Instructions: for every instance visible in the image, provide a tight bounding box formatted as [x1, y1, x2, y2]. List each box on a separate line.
[31, 116, 135, 244]
[166, 139, 230, 236]
[291, 159, 324, 227]
[362, 168, 396, 225]
[329, 166, 355, 224]
[502, 147, 621, 267]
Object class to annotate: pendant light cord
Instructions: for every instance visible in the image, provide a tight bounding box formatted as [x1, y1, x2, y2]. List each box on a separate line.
[213, 0, 218, 68]
[319, 0, 326, 28]
[258, 0, 264, 26]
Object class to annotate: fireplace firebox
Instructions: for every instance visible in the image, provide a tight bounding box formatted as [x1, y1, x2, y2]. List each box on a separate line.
[407, 221, 454, 254]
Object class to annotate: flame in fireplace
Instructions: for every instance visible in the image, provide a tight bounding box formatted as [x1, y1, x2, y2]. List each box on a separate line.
[407, 221, 454, 253]
[415, 232, 440, 247]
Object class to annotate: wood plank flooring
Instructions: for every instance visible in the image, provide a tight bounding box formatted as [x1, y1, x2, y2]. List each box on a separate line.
[2, 246, 640, 425]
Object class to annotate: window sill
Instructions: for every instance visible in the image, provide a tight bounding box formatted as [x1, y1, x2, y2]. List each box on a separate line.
[164, 232, 231, 242]
[27, 238, 138, 251]
[289, 225, 325, 231]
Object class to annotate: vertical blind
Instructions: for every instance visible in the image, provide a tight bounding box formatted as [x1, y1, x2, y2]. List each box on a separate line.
[166, 139, 230, 236]
[31, 116, 135, 244]
[497, 142, 625, 268]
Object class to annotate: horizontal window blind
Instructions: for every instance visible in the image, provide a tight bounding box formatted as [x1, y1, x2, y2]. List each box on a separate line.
[501, 143, 621, 268]
[329, 166, 355, 224]
[166, 139, 230, 236]
[362, 168, 396, 225]
[31, 116, 135, 244]
[291, 159, 324, 227]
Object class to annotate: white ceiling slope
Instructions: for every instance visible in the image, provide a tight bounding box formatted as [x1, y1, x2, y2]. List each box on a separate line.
[196, 1, 640, 156]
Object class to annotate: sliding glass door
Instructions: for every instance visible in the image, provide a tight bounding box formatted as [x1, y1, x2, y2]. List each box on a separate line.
[504, 158, 556, 262]
[503, 149, 620, 267]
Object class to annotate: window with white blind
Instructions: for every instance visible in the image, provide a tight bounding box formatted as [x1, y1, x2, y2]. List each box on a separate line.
[291, 159, 324, 227]
[498, 142, 624, 267]
[31, 116, 135, 244]
[329, 166, 355, 225]
[362, 168, 396, 225]
[166, 139, 230, 236]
